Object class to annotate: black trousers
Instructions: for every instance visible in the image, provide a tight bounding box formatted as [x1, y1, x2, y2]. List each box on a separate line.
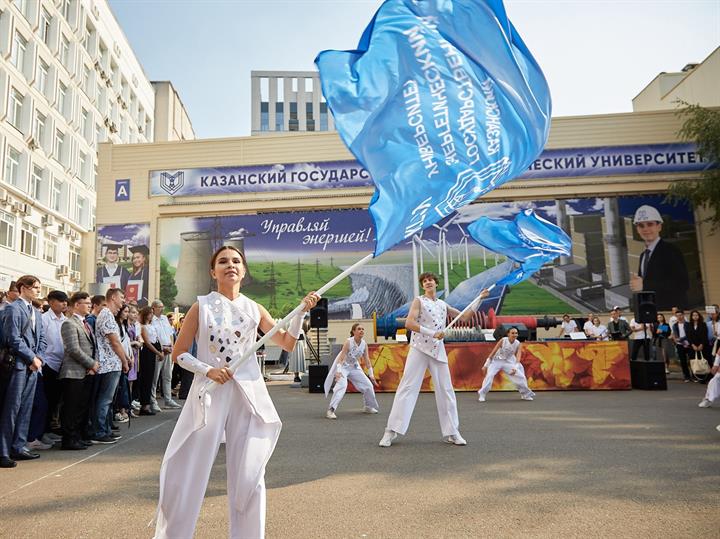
[42, 364, 63, 433]
[675, 345, 691, 380]
[138, 346, 157, 406]
[61, 377, 92, 446]
[631, 339, 651, 361]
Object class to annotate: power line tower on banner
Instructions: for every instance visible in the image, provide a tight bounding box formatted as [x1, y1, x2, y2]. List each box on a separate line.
[268, 262, 277, 311]
[296, 259, 303, 291]
[315, 258, 321, 278]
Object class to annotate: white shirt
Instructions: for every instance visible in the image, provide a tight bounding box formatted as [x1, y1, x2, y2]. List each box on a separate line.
[493, 337, 520, 362]
[583, 320, 594, 335]
[676, 321, 687, 340]
[152, 314, 174, 347]
[669, 315, 678, 328]
[41, 309, 66, 372]
[561, 320, 577, 335]
[143, 323, 159, 344]
[591, 324, 608, 340]
[95, 307, 122, 374]
[629, 318, 652, 340]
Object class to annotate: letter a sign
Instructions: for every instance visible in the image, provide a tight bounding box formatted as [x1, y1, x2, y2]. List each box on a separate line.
[115, 179, 130, 201]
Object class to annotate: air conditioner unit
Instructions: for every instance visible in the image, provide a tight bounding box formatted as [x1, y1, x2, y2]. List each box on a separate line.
[93, 60, 101, 71]
[70, 270, 81, 282]
[0, 188, 9, 205]
[137, 126, 144, 134]
[56, 265, 69, 277]
[91, 4, 100, 18]
[42, 215, 54, 227]
[58, 223, 70, 235]
[70, 230, 79, 240]
[13, 202, 30, 215]
[104, 117, 111, 127]
[113, 43, 121, 57]
[27, 137, 39, 150]
[109, 123, 118, 134]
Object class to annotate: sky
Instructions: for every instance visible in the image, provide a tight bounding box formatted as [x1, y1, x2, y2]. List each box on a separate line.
[107, 0, 720, 140]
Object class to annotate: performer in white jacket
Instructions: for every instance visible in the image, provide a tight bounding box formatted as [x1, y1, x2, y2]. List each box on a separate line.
[698, 352, 720, 408]
[153, 246, 319, 539]
[477, 327, 535, 402]
[323, 323, 379, 419]
[379, 272, 489, 447]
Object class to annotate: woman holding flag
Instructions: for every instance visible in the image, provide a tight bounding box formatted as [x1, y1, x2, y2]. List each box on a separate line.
[477, 326, 535, 402]
[153, 245, 319, 539]
[379, 272, 489, 447]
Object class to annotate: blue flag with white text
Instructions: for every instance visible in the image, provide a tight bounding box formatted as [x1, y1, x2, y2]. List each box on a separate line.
[316, 0, 551, 256]
[467, 209, 571, 286]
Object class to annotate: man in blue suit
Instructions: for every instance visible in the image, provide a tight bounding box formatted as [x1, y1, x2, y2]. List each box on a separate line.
[0, 275, 46, 468]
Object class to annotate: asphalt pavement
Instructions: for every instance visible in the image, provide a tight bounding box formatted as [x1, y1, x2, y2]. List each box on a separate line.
[0, 378, 717, 538]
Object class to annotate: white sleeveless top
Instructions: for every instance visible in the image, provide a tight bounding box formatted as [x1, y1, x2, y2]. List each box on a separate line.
[410, 295, 447, 360]
[493, 337, 520, 362]
[343, 337, 366, 369]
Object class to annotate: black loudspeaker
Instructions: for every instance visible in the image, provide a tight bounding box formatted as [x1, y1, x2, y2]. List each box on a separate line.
[308, 364, 329, 393]
[630, 360, 667, 390]
[493, 323, 529, 342]
[633, 291, 657, 324]
[309, 298, 329, 329]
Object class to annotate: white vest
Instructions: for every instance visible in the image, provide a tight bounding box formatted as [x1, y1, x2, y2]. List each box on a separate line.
[410, 296, 447, 360]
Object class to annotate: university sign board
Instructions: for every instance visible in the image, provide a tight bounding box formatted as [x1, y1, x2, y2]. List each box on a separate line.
[148, 143, 709, 198]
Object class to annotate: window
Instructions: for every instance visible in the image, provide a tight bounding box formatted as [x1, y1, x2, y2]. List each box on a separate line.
[61, 0, 71, 21]
[11, 32, 27, 71]
[20, 222, 38, 257]
[14, 0, 27, 18]
[31, 165, 45, 202]
[96, 123, 103, 144]
[37, 59, 49, 95]
[58, 82, 67, 115]
[4, 147, 23, 189]
[54, 130, 65, 164]
[44, 234, 57, 264]
[260, 102, 269, 131]
[83, 64, 92, 95]
[78, 151, 87, 182]
[40, 8, 52, 45]
[0, 210, 16, 249]
[76, 195, 87, 225]
[51, 178, 63, 212]
[9, 88, 24, 129]
[81, 108, 91, 140]
[69, 245, 81, 272]
[60, 35, 70, 67]
[33, 111, 46, 144]
[320, 102, 329, 131]
[275, 102, 284, 131]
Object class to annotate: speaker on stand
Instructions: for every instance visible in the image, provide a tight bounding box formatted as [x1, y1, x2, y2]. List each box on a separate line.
[308, 298, 329, 393]
[630, 291, 666, 390]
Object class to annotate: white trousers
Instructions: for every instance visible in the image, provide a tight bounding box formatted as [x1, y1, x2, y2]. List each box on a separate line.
[152, 353, 173, 406]
[329, 368, 379, 412]
[386, 347, 459, 437]
[154, 383, 267, 539]
[478, 360, 535, 399]
[705, 372, 720, 402]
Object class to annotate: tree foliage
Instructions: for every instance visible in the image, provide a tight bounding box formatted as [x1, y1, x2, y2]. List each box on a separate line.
[667, 102, 720, 231]
[159, 256, 178, 307]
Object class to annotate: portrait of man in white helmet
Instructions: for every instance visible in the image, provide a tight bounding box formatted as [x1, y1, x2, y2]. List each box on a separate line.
[629, 204, 689, 310]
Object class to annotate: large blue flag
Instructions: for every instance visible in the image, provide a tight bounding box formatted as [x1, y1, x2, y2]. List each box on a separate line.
[467, 209, 571, 286]
[316, 0, 551, 256]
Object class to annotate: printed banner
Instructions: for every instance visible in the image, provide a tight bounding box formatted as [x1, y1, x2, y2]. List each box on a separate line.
[358, 341, 631, 392]
[158, 194, 704, 316]
[148, 144, 705, 198]
[95, 224, 151, 307]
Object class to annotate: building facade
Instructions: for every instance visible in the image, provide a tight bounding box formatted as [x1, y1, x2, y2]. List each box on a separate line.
[0, 0, 193, 295]
[251, 70, 334, 135]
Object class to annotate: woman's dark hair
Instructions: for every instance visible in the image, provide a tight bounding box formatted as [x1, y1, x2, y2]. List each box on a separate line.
[689, 309, 702, 325]
[115, 304, 129, 335]
[15, 275, 40, 293]
[656, 313, 667, 324]
[139, 306, 153, 325]
[418, 271, 439, 285]
[210, 245, 247, 270]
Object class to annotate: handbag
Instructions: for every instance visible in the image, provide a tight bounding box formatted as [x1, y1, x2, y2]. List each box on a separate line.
[690, 351, 710, 375]
[0, 311, 32, 375]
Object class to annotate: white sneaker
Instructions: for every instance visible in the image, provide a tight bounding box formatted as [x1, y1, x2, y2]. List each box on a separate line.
[521, 395, 534, 401]
[27, 439, 53, 450]
[477, 395, 486, 402]
[151, 403, 162, 413]
[131, 400, 140, 410]
[325, 409, 337, 419]
[164, 400, 181, 409]
[443, 433, 467, 446]
[698, 399, 712, 408]
[41, 432, 61, 444]
[379, 429, 397, 447]
[363, 406, 379, 414]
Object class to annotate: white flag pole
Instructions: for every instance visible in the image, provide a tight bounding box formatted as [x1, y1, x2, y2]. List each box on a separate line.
[200, 253, 374, 395]
[443, 283, 496, 333]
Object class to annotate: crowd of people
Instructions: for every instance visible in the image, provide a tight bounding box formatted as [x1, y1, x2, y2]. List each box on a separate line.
[0, 276, 184, 468]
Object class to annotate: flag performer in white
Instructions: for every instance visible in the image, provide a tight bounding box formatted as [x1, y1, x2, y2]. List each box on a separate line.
[477, 326, 535, 402]
[153, 245, 319, 539]
[324, 322, 380, 419]
[379, 272, 490, 447]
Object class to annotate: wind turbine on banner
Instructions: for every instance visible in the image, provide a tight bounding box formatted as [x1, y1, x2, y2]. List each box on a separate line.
[433, 221, 451, 295]
[408, 231, 436, 297]
[456, 222, 470, 279]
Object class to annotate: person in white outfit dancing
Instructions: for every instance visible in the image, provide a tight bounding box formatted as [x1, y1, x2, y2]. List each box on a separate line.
[477, 327, 535, 402]
[698, 352, 720, 408]
[153, 245, 319, 539]
[379, 272, 489, 447]
[324, 323, 379, 419]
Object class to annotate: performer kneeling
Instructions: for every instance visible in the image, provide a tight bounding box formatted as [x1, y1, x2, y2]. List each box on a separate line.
[379, 272, 489, 447]
[324, 323, 379, 419]
[153, 246, 318, 539]
[477, 327, 535, 402]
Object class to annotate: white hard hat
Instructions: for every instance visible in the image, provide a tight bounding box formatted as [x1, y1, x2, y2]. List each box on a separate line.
[633, 205, 663, 224]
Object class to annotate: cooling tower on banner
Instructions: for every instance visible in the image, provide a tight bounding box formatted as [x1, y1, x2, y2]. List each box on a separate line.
[174, 231, 215, 306]
[224, 237, 252, 286]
